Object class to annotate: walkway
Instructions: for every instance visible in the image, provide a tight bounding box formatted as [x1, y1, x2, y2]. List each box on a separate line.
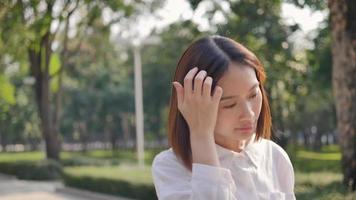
[0, 173, 133, 200]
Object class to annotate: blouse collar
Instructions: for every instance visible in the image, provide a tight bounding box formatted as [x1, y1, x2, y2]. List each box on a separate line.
[215, 133, 263, 169]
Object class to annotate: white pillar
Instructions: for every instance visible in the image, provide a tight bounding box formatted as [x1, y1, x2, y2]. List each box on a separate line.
[133, 46, 145, 168]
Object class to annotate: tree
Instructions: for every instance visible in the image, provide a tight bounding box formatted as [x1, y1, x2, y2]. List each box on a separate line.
[0, 74, 17, 149]
[0, 0, 133, 159]
[328, 0, 356, 191]
[61, 18, 135, 151]
[141, 20, 205, 142]
[199, 0, 302, 145]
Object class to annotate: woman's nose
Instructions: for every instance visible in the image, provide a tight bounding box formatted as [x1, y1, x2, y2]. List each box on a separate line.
[236, 102, 255, 122]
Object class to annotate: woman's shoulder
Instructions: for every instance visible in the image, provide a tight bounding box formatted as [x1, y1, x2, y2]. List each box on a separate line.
[151, 148, 190, 178]
[152, 148, 186, 170]
[262, 140, 295, 193]
[152, 148, 176, 164]
[261, 138, 293, 168]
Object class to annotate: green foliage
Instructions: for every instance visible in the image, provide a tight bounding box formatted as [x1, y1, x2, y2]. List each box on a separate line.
[0, 85, 41, 146]
[285, 0, 327, 10]
[0, 146, 354, 199]
[184, 0, 328, 137]
[141, 20, 207, 139]
[0, 159, 63, 180]
[0, 74, 16, 108]
[60, 17, 135, 142]
[49, 53, 61, 93]
[0, 0, 335, 153]
[0, 1, 347, 197]
[63, 166, 156, 200]
[0, 0, 155, 157]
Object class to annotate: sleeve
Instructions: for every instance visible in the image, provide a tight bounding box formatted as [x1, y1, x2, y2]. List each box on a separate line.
[151, 152, 238, 200]
[274, 145, 296, 200]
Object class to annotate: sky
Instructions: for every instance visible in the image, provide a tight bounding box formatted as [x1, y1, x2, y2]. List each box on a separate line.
[109, 0, 328, 49]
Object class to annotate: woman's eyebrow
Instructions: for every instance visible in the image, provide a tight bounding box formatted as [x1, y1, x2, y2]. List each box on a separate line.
[248, 83, 259, 92]
[220, 83, 259, 101]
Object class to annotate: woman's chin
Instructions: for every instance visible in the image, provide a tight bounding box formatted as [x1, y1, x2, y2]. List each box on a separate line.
[231, 130, 255, 139]
[214, 130, 255, 142]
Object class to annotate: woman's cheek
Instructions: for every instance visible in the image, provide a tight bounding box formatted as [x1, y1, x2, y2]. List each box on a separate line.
[216, 109, 233, 128]
[215, 110, 227, 129]
[253, 95, 263, 117]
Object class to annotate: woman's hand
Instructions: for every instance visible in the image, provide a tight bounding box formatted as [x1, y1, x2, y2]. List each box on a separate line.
[173, 67, 222, 166]
[172, 67, 223, 139]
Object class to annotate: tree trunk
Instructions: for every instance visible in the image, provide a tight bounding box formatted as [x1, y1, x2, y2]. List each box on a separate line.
[120, 112, 131, 148]
[302, 128, 310, 148]
[77, 121, 88, 153]
[110, 129, 117, 151]
[0, 124, 7, 152]
[329, 0, 356, 191]
[28, 31, 60, 160]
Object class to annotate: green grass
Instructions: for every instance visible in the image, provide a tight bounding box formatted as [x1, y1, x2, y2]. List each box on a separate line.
[286, 144, 356, 199]
[0, 149, 161, 165]
[0, 151, 44, 162]
[288, 144, 342, 173]
[295, 172, 356, 200]
[1, 145, 355, 199]
[64, 164, 152, 185]
[297, 150, 341, 161]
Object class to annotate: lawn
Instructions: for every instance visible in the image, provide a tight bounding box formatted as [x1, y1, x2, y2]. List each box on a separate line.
[0, 145, 355, 199]
[64, 164, 153, 185]
[0, 151, 44, 162]
[295, 172, 355, 200]
[0, 148, 160, 165]
[288, 144, 356, 199]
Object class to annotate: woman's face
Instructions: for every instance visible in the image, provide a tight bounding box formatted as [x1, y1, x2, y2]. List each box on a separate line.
[214, 63, 262, 147]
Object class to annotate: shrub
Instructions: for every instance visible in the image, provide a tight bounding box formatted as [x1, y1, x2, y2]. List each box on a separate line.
[61, 156, 118, 167]
[63, 173, 157, 200]
[0, 159, 62, 180]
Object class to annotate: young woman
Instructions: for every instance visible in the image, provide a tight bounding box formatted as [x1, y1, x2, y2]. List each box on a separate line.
[151, 35, 296, 200]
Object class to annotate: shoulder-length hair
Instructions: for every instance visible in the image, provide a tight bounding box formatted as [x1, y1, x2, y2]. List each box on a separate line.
[168, 35, 272, 171]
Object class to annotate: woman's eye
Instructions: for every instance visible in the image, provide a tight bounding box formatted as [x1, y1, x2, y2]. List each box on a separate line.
[249, 93, 257, 99]
[224, 103, 236, 109]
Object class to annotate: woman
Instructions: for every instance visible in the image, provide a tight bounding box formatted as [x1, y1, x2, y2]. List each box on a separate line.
[151, 35, 296, 200]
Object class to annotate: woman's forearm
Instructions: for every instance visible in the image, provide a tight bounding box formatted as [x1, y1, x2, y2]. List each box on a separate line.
[190, 132, 220, 167]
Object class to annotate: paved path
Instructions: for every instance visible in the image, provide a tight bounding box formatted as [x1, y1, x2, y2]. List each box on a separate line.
[0, 173, 133, 200]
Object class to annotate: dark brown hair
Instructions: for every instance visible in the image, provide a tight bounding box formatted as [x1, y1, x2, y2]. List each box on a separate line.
[168, 35, 271, 171]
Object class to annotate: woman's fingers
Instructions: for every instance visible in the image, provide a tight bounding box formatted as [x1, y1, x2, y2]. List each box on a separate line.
[180, 67, 218, 103]
[212, 86, 223, 101]
[202, 76, 213, 97]
[176, 67, 222, 135]
[184, 67, 198, 96]
[173, 81, 184, 108]
[194, 70, 207, 96]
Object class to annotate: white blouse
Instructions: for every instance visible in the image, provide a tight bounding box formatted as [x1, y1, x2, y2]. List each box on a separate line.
[151, 134, 296, 200]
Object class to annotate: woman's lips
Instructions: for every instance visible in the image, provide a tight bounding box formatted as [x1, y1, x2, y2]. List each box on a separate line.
[234, 126, 254, 133]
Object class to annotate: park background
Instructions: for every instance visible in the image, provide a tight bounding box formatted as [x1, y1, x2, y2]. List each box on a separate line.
[0, 0, 355, 199]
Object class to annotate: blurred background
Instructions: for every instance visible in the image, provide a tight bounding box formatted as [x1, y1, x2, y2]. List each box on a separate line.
[0, 0, 355, 200]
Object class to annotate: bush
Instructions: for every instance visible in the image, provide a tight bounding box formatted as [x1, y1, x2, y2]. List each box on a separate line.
[63, 173, 157, 200]
[0, 159, 63, 180]
[61, 156, 119, 167]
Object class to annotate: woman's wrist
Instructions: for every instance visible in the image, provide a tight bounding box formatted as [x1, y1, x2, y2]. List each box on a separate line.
[190, 131, 220, 167]
[190, 129, 215, 141]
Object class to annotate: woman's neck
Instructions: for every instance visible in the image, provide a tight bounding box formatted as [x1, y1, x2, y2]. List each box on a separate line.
[215, 134, 255, 153]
